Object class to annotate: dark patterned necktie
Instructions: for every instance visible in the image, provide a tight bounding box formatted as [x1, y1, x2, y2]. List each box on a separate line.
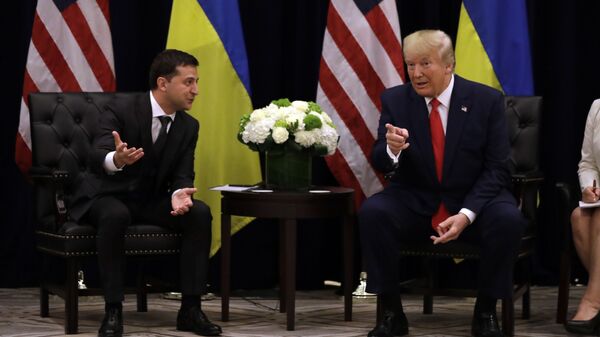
[154, 115, 171, 156]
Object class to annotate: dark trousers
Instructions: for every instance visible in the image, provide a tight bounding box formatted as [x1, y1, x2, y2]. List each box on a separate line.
[358, 191, 526, 300]
[86, 195, 212, 303]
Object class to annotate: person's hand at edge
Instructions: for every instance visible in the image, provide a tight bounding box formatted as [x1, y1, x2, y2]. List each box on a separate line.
[385, 123, 410, 155]
[430, 213, 470, 244]
[112, 131, 144, 168]
[171, 187, 197, 216]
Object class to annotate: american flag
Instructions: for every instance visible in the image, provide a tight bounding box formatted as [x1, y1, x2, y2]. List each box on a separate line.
[15, 0, 115, 174]
[317, 0, 405, 204]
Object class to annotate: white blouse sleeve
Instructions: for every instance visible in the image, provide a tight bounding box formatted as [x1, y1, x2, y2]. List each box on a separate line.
[578, 99, 600, 190]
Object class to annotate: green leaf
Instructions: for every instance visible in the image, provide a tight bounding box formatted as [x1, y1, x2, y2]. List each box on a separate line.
[303, 114, 322, 131]
[271, 98, 292, 107]
[307, 101, 322, 113]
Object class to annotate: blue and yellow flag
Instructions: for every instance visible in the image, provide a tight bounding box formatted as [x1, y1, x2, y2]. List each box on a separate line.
[166, 0, 261, 256]
[455, 0, 534, 95]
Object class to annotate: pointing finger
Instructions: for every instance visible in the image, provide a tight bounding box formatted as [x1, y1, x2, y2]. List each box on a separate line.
[112, 131, 122, 146]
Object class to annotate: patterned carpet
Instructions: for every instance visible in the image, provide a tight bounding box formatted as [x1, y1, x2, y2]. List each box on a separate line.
[0, 286, 580, 336]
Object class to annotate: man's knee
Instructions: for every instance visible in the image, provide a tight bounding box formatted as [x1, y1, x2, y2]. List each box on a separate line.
[182, 200, 212, 231]
[358, 197, 389, 229]
[482, 204, 526, 244]
[92, 199, 131, 229]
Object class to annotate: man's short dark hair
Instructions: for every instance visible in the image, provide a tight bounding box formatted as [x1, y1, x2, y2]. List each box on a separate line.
[148, 49, 199, 89]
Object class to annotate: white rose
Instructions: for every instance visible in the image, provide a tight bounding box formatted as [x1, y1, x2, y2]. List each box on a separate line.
[294, 130, 317, 148]
[286, 111, 306, 130]
[291, 100, 309, 112]
[320, 124, 339, 154]
[242, 119, 275, 144]
[249, 108, 266, 122]
[272, 127, 289, 144]
[321, 111, 333, 126]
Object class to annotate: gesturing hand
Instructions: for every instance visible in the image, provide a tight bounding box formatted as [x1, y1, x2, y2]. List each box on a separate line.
[430, 213, 470, 245]
[112, 131, 144, 168]
[385, 123, 410, 155]
[171, 187, 197, 216]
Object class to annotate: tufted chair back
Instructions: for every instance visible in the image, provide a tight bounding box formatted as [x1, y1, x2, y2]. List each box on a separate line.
[505, 96, 543, 225]
[388, 96, 543, 337]
[505, 96, 542, 175]
[29, 92, 181, 334]
[30, 92, 113, 230]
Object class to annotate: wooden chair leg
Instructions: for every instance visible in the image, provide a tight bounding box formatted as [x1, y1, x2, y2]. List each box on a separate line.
[40, 255, 50, 317]
[502, 298, 515, 337]
[65, 259, 79, 334]
[423, 258, 434, 314]
[376, 294, 382, 324]
[522, 285, 530, 319]
[40, 286, 49, 317]
[557, 250, 571, 324]
[136, 263, 148, 312]
[423, 294, 433, 314]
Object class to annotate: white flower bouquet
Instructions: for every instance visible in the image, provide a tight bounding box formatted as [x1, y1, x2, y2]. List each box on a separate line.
[238, 98, 339, 156]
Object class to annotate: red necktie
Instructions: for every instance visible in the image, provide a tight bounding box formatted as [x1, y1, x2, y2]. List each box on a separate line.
[429, 98, 449, 229]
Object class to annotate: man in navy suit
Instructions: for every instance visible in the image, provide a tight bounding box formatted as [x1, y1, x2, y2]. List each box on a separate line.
[359, 30, 526, 337]
[73, 50, 221, 337]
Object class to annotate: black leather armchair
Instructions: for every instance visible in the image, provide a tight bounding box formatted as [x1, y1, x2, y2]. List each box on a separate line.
[29, 92, 182, 334]
[387, 96, 543, 337]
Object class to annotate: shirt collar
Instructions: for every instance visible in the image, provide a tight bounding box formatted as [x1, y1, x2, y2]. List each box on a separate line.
[149, 91, 176, 121]
[425, 74, 454, 109]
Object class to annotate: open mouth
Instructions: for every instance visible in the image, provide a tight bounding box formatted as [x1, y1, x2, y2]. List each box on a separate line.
[413, 81, 429, 89]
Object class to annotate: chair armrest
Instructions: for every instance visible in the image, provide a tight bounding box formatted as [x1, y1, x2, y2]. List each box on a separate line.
[556, 182, 577, 251]
[30, 167, 70, 226]
[510, 171, 543, 224]
[511, 171, 544, 185]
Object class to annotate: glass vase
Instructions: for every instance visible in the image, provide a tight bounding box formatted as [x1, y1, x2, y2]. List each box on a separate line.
[265, 150, 312, 191]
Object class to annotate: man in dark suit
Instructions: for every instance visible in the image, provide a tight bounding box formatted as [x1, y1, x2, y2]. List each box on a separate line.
[73, 49, 221, 337]
[359, 30, 526, 337]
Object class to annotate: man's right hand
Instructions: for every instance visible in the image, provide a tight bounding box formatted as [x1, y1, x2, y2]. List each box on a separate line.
[385, 123, 410, 155]
[112, 131, 144, 168]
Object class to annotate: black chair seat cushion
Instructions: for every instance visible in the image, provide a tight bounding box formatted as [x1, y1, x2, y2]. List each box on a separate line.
[36, 221, 181, 256]
[399, 233, 535, 259]
[400, 241, 482, 259]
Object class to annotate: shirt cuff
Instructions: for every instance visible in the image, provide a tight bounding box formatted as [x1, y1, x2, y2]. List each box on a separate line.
[104, 151, 124, 174]
[459, 208, 476, 224]
[386, 145, 401, 164]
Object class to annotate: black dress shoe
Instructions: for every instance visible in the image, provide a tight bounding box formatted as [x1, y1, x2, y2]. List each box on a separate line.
[565, 310, 600, 335]
[471, 312, 503, 337]
[367, 310, 408, 337]
[98, 307, 123, 337]
[177, 306, 222, 336]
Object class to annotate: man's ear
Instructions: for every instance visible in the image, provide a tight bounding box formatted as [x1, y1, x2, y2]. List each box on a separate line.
[445, 63, 454, 74]
[156, 76, 168, 91]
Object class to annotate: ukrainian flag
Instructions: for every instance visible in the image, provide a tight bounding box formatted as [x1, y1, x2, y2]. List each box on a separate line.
[166, 0, 261, 256]
[455, 0, 534, 95]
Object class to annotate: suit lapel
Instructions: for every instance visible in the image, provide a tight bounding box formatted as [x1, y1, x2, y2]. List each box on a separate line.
[443, 77, 470, 178]
[407, 90, 438, 183]
[137, 94, 153, 154]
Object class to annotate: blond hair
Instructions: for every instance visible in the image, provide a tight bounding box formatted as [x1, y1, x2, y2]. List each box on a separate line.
[403, 30, 455, 69]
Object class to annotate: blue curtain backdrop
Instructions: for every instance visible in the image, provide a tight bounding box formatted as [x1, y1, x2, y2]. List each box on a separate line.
[1, 0, 597, 288]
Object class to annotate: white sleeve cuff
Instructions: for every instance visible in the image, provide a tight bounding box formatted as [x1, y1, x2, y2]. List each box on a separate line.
[459, 208, 476, 224]
[386, 145, 401, 164]
[104, 151, 123, 174]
